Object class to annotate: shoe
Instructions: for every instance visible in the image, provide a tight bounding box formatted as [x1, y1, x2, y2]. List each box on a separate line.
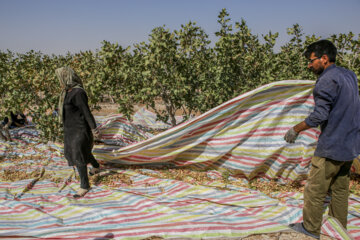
[89, 167, 100, 176]
[73, 188, 90, 198]
[289, 222, 320, 239]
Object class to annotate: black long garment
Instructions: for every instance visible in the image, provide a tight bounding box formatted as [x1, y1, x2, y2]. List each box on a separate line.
[63, 88, 97, 167]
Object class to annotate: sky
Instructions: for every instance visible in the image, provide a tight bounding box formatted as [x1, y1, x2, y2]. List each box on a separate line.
[0, 0, 359, 55]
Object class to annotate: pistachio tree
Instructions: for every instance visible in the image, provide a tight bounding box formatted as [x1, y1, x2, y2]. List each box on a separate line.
[98, 40, 133, 119]
[331, 32, 360, 76]
[277, 24, 320, 81]
[122, 23, 211, 126]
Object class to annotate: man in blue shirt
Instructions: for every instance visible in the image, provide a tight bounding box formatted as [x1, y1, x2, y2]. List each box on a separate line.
[285, 39, 360, 239]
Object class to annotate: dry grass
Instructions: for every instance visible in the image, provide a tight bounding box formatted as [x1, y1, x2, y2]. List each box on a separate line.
[90, 171, 134, 187]
[1, 167, 42, 181]
[139, 232, 336, 239]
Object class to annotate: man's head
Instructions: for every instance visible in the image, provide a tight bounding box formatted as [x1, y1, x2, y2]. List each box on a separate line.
[304, 39, 337, 75]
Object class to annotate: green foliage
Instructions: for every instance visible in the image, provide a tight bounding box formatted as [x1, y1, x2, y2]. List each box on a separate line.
[131, 25, 184, 125]
[71, 50, 103, 109]
[1, 8, 359, 141]
[210, 9, 280, 105]
[277, 24, 320, 81]
[0, 50, 102, 142]
[98, 40, 133, 119]
[0, 50, 67, 141]
[330, 32, 360, 77]
[130, 23, 213, 125]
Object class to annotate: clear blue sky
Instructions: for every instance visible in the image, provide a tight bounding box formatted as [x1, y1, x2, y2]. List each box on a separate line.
[1, 0, 359, 55]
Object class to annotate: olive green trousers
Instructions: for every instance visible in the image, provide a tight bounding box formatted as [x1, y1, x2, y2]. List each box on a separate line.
[303, 156, 353, 235]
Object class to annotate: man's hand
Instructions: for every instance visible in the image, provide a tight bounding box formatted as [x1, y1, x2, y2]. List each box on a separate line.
[284, 127, 299, 143]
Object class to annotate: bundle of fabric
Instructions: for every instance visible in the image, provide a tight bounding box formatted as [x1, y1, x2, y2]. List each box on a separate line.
[96, 114, 153, 146]
[132, 107, 185, 130]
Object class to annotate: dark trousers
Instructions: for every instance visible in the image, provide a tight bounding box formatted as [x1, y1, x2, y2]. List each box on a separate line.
[76, 154, 99, 189]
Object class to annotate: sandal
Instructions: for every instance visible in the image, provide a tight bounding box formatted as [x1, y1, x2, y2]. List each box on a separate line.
[289, 222, 320, 239]
[89, 167, 100, 176]
[73, 188, 90, 198]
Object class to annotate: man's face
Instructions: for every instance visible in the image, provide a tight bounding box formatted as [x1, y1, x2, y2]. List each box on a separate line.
[308, 52, 325, 76]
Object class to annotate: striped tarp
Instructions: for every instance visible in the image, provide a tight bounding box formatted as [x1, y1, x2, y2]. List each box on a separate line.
[0, 168, 357, 239]
[1, 80, 359, 239]
[93, 80, 319, 181]
[132, 108, 184, 130]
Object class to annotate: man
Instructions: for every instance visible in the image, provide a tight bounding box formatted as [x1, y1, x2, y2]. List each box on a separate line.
[285, 39, 360, 239]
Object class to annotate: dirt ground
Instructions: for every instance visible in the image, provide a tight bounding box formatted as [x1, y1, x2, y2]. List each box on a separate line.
[235, 232, 335, 239]
[141, 231, 336, 239]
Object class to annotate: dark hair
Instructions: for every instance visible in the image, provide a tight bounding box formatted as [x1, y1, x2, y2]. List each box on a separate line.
[304, 39, 337, 62]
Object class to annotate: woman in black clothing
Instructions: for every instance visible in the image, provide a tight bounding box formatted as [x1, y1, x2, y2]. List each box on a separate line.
[56, 66, 100, 198]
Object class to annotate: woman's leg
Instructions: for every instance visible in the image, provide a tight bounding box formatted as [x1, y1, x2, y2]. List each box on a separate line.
[88, 154, 100, 175]
[76, 164, 90, 189]
[89, 154, 100, 168]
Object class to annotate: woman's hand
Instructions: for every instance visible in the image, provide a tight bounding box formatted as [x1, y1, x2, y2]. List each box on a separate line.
[91, 128, 100, 141]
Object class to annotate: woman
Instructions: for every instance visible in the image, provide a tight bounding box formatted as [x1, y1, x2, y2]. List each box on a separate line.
[56, 66, 100, 198]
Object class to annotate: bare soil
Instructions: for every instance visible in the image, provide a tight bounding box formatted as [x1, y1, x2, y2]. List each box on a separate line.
[141, 232, 336, 239]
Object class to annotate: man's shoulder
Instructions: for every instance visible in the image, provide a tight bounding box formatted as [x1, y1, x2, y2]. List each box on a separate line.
[321, 65, 355, 80]
[328, 65, 354, 75]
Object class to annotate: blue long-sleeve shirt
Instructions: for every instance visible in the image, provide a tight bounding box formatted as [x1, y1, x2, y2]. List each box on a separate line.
[305, 64, 360, 161]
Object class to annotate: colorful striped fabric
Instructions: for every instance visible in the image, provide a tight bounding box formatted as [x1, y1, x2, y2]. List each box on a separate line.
[94, 80, 319, 181]
[0, 167, 357, 239]
[1, 80, 359, 239]
[132, 108, 183, 130]
[95, 114, 153, 147]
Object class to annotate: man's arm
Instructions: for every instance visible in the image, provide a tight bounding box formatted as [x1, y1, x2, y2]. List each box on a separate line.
[293, 121, 311, 133]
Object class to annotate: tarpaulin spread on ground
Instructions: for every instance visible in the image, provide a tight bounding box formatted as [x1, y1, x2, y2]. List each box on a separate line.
[0, 80, 359, 239]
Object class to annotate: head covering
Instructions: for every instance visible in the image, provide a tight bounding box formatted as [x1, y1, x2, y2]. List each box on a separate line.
[56, 66, 84, 123]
